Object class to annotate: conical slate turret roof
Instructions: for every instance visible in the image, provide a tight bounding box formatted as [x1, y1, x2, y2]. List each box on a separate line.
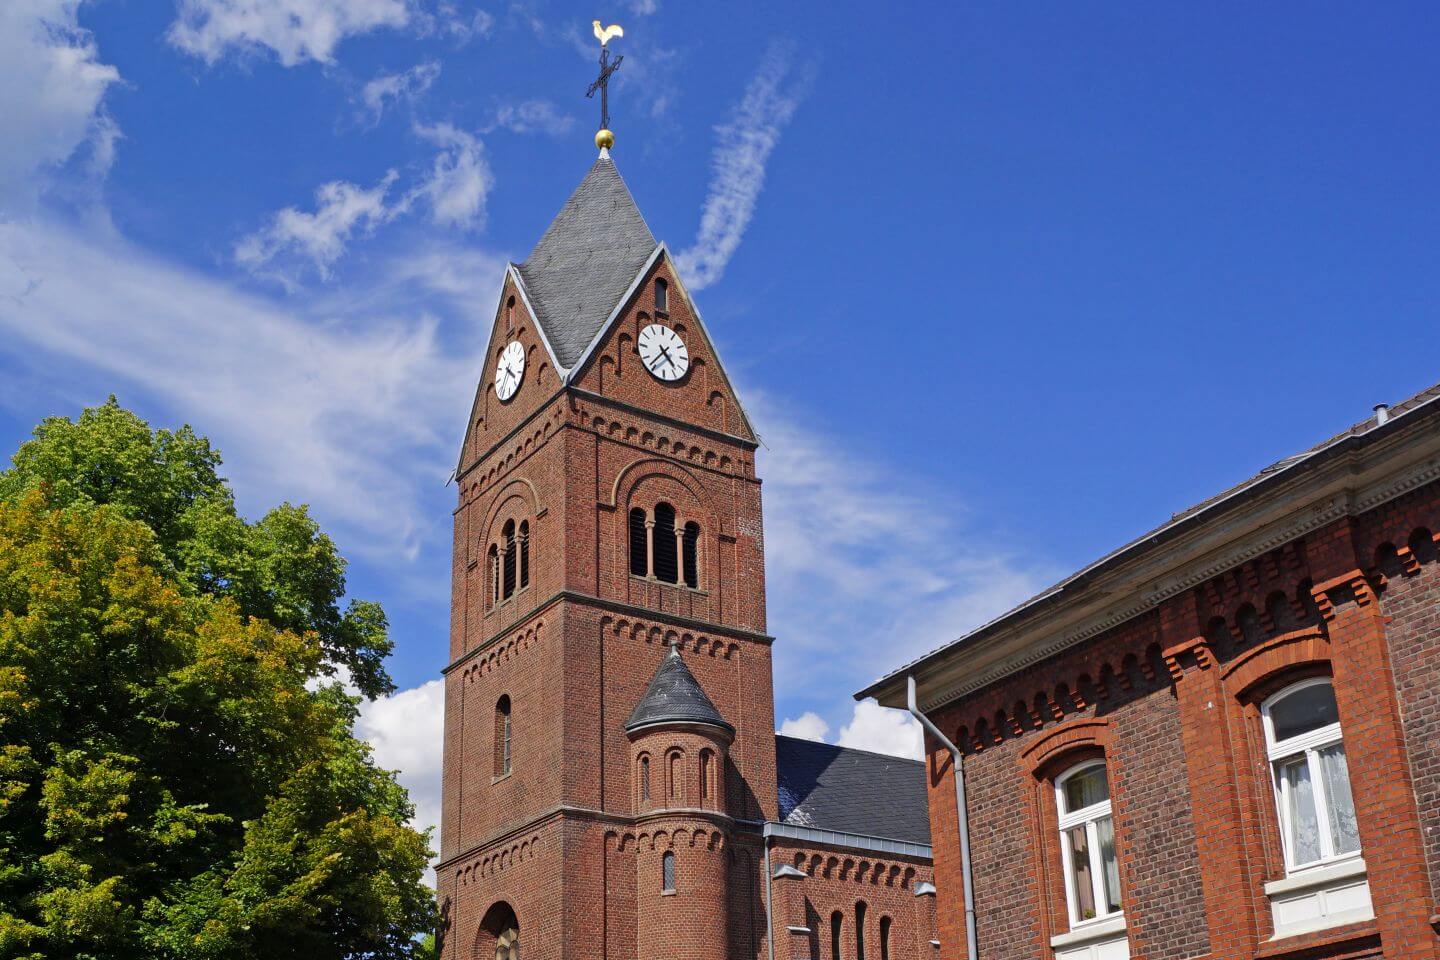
[625, 645, 733, 735]
[516, 152, 657, 369]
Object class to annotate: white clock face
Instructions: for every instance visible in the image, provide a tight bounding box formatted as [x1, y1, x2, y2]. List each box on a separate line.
[637, 324, 689, 381]
[494, 340, 525, 401]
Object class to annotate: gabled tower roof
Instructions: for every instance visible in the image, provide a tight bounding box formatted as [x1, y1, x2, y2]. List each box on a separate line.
[516, 152, 657, 369]
[625, 644, 733, 735]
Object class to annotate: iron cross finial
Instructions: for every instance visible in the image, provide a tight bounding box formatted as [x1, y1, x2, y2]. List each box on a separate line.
[587, 20, 624, 147]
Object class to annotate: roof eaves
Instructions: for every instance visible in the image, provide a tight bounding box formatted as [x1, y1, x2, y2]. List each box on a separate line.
[509, 263, 569, 380]
[858, 384, 1440, 705]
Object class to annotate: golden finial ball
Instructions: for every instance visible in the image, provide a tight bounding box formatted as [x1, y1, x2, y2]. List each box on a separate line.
[595, 128, 615, 149]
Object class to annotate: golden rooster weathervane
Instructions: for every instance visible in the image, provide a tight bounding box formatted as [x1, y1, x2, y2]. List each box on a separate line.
[587, 19, 624, 150]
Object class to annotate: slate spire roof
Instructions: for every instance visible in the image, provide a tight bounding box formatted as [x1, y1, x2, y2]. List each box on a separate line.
[625, 644, 733, 735]
[516, 151, 657, 370]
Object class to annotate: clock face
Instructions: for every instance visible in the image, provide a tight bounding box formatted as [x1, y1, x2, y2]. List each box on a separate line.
[637, 324, 689, 381]
[494, 340, 525, 401]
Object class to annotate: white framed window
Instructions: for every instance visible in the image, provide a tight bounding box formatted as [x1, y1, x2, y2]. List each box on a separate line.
[1055, 760, 1122, 927]
[1262, 678, 1360, 872]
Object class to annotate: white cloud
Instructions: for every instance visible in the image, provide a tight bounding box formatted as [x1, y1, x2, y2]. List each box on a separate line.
[424, 2, 493, 42]
[356, 679, 444, 855]
[675, 42, 813, 290]
[410, 123, 493, 229]
[0, 216, 493, 561]
[748, 390, 1054, 751]
[236, 171, 400, 281]
[838, 700, 923, 759]
[628, 0, 660, 14]
[168, 0, 409, 67]
[0, 0, 122, 211]
[778, 702, 922, 760]
[778, 711, 829, 742]
[360, 61, 442, 124]
[489, 100, 574, 137]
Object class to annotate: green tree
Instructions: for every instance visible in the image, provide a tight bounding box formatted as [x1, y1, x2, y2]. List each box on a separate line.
[0, 397, 394, 698]
[0, 402, 435, 960]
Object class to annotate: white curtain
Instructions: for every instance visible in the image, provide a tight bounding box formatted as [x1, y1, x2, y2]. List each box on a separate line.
[1319, 744, 1360, 854]
[1279, 756, 1322, 864]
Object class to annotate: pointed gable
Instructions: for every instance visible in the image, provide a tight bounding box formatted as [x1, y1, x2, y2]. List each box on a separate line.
[517, 152, 657, 370]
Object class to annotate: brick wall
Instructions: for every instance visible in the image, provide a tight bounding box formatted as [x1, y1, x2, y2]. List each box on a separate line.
[920, 481, 1440, 960]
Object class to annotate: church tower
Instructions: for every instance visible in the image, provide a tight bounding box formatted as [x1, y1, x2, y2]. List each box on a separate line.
[437, 148, 776, 960]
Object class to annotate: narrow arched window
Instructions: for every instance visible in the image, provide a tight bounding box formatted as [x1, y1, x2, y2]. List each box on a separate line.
[653, 502, 678, 583]
[855, 902, 867, 960]
[505, 295, 515, 331]
[629, 507, 649, 577]
[668, 751, 681, 802]
[699, 748, 714, 805]
[640, 755, 651, 801]
[682, 521, 700, 588]
[654, 278, 668, 314]
[518, 520, 530, 590]
[1056, 760, 1121, 924]
[830, 911, 843, 960]
[495, 696, 512, 778]
[662, 850, 676, 892]
[502, 520, 517, 599]
[1263, 678, 1359, 871]
[487, 544, 499, 608]
[879, 916, 891, 960]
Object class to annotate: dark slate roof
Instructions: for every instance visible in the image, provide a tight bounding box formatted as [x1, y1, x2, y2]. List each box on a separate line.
[775, 735, 931, 845]
[860, 378, 1440, 701]
[517, 153, 657, 370]
[625, 645, 733, 734]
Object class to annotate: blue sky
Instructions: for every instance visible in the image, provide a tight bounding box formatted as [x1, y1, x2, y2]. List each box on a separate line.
[4, 0, 1440, 841]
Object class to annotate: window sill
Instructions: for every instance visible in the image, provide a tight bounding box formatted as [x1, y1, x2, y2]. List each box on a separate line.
[629, 574, 707, 596]
[660, 890, 676, 897]
[1050, 915, 1126, 951]
[492, 773, 512, 785]
[1264, 856, 1366, 898]
[1264, 856, 1372, 941]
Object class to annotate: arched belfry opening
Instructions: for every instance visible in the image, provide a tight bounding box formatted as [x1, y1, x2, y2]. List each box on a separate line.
[479, 901, 519, 960]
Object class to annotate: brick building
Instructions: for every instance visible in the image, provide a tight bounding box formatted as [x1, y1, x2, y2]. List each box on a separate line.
[437, 150, 936, 960]
[861, 387, 1440, 960]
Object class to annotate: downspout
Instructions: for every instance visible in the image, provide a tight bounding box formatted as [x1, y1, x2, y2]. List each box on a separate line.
[908, 674, 979, 960]
[762, 833, 775, 960]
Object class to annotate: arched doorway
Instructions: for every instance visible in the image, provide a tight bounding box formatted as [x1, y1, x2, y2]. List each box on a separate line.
[478, 902, 519, 960]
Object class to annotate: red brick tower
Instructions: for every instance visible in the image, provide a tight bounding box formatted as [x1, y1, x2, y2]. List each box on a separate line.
[437, 150, 775, 960]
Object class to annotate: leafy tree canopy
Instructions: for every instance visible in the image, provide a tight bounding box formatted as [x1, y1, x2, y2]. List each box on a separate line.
[0, 401, 434, 959]
[0, 398, 393, 698]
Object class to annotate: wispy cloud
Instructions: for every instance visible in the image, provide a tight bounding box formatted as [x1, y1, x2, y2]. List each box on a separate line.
[0, 216, 494, 561]
[676, 43, 814, 290]
[359, 61, 442, 124]
[236, 171, 400, 282]
[751, 390, 1054, 750]
[410, 122, 493, 229]
[487, 100, 574, 137]
[628, 0, 660, 15]
[168, 0, 410, 66]
[0, 0, 122, 211]
[236, 122, 494, 282]
[418, 2, 494, 44]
